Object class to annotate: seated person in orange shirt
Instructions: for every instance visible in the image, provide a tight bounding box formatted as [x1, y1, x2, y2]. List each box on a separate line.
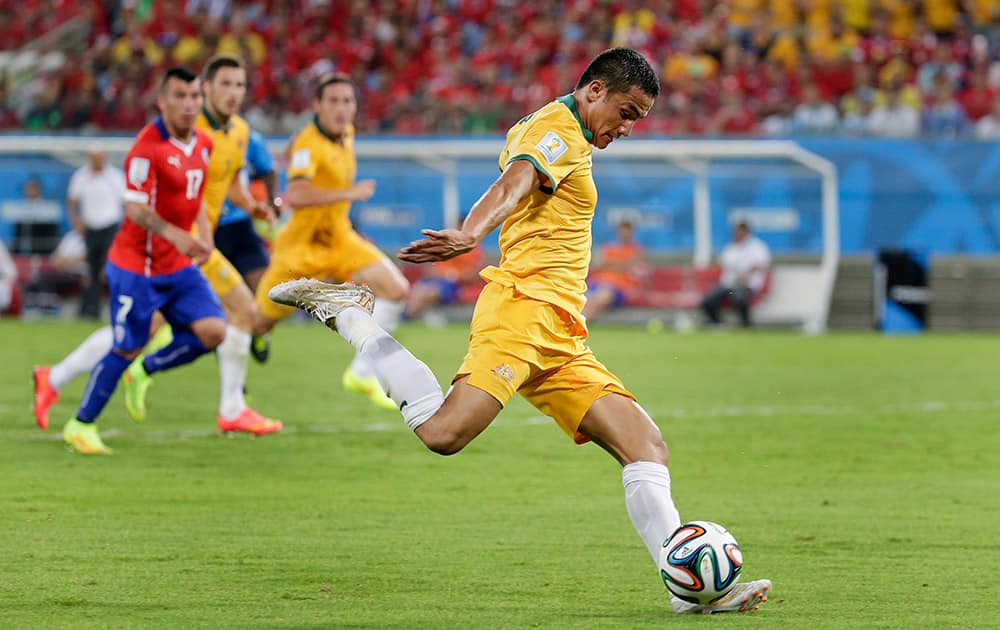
[404, 217, 486, 320]
[583, 220, 645, 322]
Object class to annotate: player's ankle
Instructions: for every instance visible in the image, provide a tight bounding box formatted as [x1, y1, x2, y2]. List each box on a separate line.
[334, 306, 380, 347]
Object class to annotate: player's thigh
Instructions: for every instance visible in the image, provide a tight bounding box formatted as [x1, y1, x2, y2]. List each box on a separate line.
[160, 266, 225, 347]
[188, 315, 227, 349]
[217, 219, 270, 284]
[203, 249, 258, 328]
[242, 267, 266, 293]
[576, 393, 667, 466]
[107, 264, 158, 352]
[337, 233, 408, 300]
[454, 283, 550, 410]
[519, 350, 639, 446]
[416, 375, 503, 454]
[200, 249, 244, 301]
[218, 275, 258, 328]
[254, 264, 300, 326]
[353, 258, 409, 301]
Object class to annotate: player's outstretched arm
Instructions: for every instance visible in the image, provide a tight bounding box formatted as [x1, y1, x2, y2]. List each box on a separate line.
[226, 171, 275, 226]
[285, 178, 375, 208]
[399, 159, 542, 264]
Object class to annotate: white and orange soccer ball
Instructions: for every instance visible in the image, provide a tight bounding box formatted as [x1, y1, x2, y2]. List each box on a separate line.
[659, 521, 743, 604]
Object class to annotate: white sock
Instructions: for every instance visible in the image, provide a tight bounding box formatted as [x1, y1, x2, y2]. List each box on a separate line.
[50, 326, 113, 391]
[373, 298, 405, 333]
[336, 306, 443, 430]
[622, 461, 682, 564]
[350, 298, 406, 378]
[216, 325, 250, 420]
[349, 352, 374, 379]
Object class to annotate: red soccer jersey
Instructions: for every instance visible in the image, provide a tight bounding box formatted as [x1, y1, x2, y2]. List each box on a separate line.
[109, 118, 213, 276]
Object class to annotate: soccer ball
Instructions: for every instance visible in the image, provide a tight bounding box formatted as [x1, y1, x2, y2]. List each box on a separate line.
[659, 521, 743, 604]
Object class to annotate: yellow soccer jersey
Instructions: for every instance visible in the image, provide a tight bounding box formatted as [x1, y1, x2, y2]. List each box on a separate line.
[195, 109, 248, 229]
[283, 119, 357, 247]
[481, 95, 597, 321]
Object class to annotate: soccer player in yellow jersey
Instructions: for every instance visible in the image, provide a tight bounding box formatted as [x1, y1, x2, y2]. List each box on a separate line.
[121, 54, 283, 435]
[253, 74, 409, 410]
[269, 48, 772, 614]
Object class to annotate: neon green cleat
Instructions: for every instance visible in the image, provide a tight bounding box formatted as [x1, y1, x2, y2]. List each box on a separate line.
[342, 366, 397, 411]
[144, 324, 173, 354]
[121, 359, 153, 423]
[62, 418, 112, 455]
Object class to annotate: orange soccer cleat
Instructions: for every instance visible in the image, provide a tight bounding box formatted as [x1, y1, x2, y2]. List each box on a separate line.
[217, 407, 283, 436]
[32, 366, 59, 431]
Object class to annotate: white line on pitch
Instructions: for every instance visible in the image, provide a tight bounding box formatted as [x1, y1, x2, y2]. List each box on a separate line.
[3, 399, 999, 444]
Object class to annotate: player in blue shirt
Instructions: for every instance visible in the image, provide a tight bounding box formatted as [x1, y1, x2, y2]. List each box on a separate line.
[215, 129, 279, 362]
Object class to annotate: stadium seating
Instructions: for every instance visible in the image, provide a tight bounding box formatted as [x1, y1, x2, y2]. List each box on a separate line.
[2, 1, 999, 137]
[400, 262, 769, 323]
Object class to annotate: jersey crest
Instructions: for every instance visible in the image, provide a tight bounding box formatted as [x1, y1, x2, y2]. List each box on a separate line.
[536, 131, 568, 164]
[291, 148, 311, 170]
[128, 157, 150, 186]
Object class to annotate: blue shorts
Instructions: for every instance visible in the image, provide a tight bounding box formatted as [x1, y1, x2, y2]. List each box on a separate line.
[586, 282, 627, 308]
[214, 217, 270, 277]
[106, 261, 224, 352]
[418, 277, 461, 304]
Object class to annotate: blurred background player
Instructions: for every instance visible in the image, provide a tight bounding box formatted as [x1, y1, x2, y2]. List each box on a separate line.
[34, 55, 282, 436]
[65, 147, 125, 319]
[700, 221, 772, 328]
[61, 66, 224, 455]
[120, 53, 282, 435]
[215, 128, 280, 363]
[253, 73, 409, 411]
[582, 219, 646, 322]
[403, 216, 484, 325]
[268, 48, 770, 614]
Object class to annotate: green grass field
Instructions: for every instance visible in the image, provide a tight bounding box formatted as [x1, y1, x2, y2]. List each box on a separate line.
[1, 320, 998, 628]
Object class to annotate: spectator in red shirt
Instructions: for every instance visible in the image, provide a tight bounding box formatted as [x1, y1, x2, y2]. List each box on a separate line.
[957, 68, 995, 121]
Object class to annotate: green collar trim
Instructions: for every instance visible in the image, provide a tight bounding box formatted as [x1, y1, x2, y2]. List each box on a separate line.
[555, 94, 593, 142]
[200, 106, 230, 131]
[313, 115, 344, 144]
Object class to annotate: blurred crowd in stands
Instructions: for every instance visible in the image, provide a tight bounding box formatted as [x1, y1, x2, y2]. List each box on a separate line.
[4, 0, 1000, 138]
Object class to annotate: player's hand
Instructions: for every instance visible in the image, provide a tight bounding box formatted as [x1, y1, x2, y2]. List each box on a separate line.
[398, 229, 477, 264]
[250, 199, 276, 227]
[170, 229, 213, 265]
[351, 179, 376, 202]
[270, 195, 284, 217]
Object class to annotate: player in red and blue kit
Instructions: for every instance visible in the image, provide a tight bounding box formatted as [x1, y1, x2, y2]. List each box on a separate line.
[62, 67, 227, 455]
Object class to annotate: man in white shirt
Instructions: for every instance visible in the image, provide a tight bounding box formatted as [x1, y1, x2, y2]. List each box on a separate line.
[701, 221, 771, 327]
[66, 148, 125, 319]
[0, 238, 17, 315]
[867, 82, 920, 138]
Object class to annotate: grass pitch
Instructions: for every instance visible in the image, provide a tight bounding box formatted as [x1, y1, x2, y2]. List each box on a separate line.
[1, 320, 998, 628]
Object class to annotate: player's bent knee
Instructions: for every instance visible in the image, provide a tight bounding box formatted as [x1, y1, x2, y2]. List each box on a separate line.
[382, 281, 409, 303]
[422, 433, 467, 456]
[649, 436, 670, 467]
[252, 314, 276, 336]
[113, 348, 143, 361]
[193, 319, 227, 349]
[415, 422, 470, 456]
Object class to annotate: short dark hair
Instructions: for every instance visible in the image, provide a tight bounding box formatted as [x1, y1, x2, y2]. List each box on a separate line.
[315, 73, 353, 100]
[160, 65, 198, 90]
[576, 48, 659, 98]
[203, 54, 244, 81]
